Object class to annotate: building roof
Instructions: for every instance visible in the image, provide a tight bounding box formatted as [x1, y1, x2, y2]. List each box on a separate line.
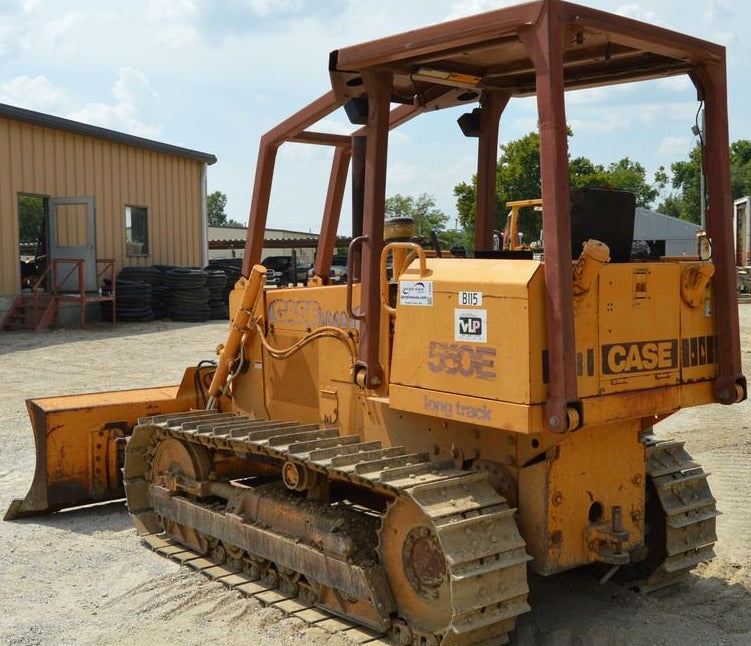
[634, 207, 701, 240]
[0, 102, 217, 165]
[208, 226, 320, 241]
[207, 225, 352, 250]
[208, 225, 248, 242]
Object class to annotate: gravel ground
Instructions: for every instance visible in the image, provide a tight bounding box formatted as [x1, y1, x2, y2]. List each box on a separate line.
[1, 310, 750, 646]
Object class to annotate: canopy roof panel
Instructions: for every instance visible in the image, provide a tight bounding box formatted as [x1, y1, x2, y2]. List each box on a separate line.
[329, 0, 724, 107]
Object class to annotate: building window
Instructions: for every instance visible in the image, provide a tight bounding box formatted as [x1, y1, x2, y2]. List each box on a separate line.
[125, 205, 149, 256]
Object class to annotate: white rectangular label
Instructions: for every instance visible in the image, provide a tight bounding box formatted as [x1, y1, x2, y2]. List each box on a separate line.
[459, 291, 483, 306]
[455, 308, 487, 343]
[400, 280, 433, 306]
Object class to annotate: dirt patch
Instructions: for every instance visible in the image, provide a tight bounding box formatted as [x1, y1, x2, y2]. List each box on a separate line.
[1, 311, 749, 646]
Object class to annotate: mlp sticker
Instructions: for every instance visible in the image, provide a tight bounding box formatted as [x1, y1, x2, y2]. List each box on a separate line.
[455, 308, 487, 343]
[400, 280, 433, 306]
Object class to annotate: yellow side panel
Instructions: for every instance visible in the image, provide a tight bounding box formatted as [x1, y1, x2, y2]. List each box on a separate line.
[390, 259, 543, 406]
[259, 285, 360, 425]
[389, 383, 544, 433]
[597, 263, 681, 394]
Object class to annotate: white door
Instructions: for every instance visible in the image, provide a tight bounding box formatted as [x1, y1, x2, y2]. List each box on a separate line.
[48, 197, 96, 291]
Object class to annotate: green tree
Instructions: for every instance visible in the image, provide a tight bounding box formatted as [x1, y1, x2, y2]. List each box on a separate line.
[207, 190, 245, 227]
[605, 158, 662, 206]
[385, 192, 449, 237]
[731, 139, 751, 199]
[18, 195, 45, 243]
[568, 156, 608, 190]
[657, 139, 751, 224]
[208, 190, 228, 226]
[385, 192, 472, 251]
[453, 181, 476, 238]
[455, 131, 665, 244]
[455, 132, 545, 244]
[657, 144, 702, 223]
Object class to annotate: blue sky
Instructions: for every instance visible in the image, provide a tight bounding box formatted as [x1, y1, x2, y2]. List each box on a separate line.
[2, 0, 750, 233]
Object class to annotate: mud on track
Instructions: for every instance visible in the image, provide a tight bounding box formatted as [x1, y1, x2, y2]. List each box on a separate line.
[0, 311, 749, 646]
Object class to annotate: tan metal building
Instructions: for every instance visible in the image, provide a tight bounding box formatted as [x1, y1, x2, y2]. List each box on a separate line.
[0, 102, 216, 316]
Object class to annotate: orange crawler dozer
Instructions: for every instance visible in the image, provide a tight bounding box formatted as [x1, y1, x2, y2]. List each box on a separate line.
[7, 2, 746, 644]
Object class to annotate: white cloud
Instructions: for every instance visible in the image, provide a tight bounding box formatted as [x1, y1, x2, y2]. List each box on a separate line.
[567, 84, 635, 106]
[0, 27, 19, 59]
[390, 130, 411, 146]
[42, 12, 84, 54]
[156, 23, 200, 49]
[148, 0, 200, 47]
[0, 5, 25, 60]
[569, 112, 629, 136]
[444, 0, 514, 21]
[0, 75, 67, 110]
[387, 161, 417, 187]
[316, 118, 352, 135]
[148, 0, 198, 20]
[703, 0, 733, 23]
[616, 4, 657, 22]
[712, 30, 736, 46]
[510, 116, 538, 133]
[658, 136, 691, 158]
[657, 76, 693, 92]
[247, 0, 306, 17]
[67, 68, 161, 138]
[279, 141, 334, 161]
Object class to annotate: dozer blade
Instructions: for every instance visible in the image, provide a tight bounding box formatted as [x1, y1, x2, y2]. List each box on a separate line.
[5, 367, 208, 520]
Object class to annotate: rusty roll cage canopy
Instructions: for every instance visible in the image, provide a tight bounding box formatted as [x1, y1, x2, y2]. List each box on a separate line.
[242, 0, 744, 431]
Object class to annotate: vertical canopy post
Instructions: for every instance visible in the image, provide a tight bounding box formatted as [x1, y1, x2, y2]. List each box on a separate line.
[520, 0, 579, 431]
[355, 71, 391, 389]
[694, 62, 746, 403]
[314, 146, 352, 281]
[474, 91, 510, 251]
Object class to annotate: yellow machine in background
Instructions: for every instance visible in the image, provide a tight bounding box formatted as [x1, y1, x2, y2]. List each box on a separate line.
[502, 198, 543, 251]
[6, 2, 746, 645]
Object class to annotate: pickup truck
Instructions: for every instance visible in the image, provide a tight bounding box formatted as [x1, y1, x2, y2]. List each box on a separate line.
[261, 255, 311, 287]
[307, 254, 348, 284]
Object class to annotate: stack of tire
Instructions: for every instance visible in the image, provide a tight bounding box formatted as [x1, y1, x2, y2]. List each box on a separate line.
[100, 277, 154, 322]
[206, 259, 243, 304]
[118, 266, 168, 319]
[206, 270, 228, 319]
[165, 267, 210, 322]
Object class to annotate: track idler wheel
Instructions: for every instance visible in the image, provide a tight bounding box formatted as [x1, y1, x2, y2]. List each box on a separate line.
[379, 496, 450, 638]
[151, 437, 212, 554]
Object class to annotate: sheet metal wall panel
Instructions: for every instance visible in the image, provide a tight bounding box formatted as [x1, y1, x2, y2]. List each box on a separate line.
[0, 117, 205, 294]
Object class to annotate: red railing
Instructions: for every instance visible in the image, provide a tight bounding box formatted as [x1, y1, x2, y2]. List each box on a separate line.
[18, 258, 116, 328]
[52, 258, 116, 326]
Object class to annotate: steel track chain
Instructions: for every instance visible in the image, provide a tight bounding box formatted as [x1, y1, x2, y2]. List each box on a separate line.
[638, 434, 720, 591]
[124, 410, 531, 645]
[141, 532, 390, 644]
